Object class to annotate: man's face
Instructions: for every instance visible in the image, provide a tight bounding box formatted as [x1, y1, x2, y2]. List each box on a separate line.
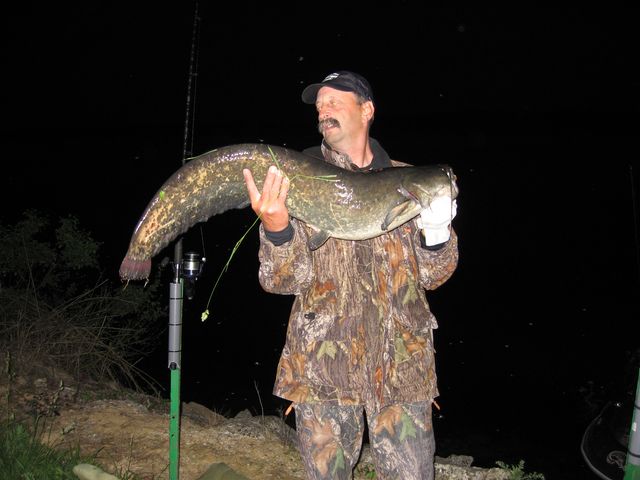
[315, 86, 371, 145]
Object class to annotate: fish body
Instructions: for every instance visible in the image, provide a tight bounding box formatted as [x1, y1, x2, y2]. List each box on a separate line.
[119, 143, 458, 281]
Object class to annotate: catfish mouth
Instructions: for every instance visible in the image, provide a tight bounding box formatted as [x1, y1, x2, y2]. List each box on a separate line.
[444, 166, 459, 199]
[318, 118, 340, 133]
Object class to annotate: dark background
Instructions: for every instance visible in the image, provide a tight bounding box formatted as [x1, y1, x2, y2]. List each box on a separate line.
[3, 4, 639, 478]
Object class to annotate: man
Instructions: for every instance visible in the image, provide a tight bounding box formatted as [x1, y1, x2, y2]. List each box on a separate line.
[243, 71, 458, 480]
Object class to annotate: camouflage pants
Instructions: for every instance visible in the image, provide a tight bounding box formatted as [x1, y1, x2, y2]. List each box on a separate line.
[294, 402, 434, 480]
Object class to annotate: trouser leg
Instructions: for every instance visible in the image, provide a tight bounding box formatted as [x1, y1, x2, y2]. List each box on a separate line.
[367, 401, 435, 480]
[294, 403, 365, 480]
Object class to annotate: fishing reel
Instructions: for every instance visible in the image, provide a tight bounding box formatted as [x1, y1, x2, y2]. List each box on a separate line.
[172, 251, 206, 300]
[181, 251, 205, 281]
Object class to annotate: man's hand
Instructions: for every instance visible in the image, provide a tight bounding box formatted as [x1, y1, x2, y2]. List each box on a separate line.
[243, 166, 290, 232]
[417, 196, 457, 246]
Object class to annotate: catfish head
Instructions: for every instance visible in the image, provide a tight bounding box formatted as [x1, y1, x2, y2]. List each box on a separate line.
[382, 165, 458, 232]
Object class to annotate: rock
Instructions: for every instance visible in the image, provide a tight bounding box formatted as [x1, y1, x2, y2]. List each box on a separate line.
[183, 401, 226, 427]
[435, 458, 511, 480]
[436, 454, 474, 467]
[73, 463, 121, 480]
[210, 410, 299, 452]
[233, 409, 253, 420]
[195, 462, 251, 480]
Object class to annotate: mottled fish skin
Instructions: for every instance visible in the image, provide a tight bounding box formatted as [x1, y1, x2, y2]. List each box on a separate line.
[119, 143, 458, 281]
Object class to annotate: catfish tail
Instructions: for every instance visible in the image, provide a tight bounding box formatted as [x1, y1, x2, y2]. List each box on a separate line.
[119, 256, 152, 281]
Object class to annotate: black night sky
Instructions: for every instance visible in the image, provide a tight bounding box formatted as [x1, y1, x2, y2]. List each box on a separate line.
[3, 4, 639, 479]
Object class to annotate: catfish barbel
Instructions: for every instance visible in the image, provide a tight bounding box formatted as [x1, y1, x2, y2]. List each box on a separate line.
[119, 143, 458, 281]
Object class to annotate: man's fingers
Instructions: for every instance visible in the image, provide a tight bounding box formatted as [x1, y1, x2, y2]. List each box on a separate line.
[243, 169, 261, 203]
[279, 175, 290, 199]
[243, 166, 290, 230]
[244, 166, 289, 214]
[269, 168, 288, 199]
[262, 166, 278, 199]
[263, 166, 290, 205]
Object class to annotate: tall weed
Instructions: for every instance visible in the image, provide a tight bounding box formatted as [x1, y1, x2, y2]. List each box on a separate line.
[0, 210, 166, 393]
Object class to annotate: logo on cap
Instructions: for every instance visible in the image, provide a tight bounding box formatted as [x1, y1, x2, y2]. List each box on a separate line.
[323, 73, 340, 81]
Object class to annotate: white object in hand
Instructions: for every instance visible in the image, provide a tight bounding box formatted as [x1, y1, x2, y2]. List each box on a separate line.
[417, 196, 457, 246]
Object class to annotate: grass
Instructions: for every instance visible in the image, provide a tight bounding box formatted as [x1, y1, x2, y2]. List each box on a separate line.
[496, 459, 545, 479]
[0, 416, 94, 480]
[1, 282, 163, 395]
[0, 417, 152, 480]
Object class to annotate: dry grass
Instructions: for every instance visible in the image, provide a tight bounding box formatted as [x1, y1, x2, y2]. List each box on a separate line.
[0, 281, 162, 395]
[0, 210, 166, 394]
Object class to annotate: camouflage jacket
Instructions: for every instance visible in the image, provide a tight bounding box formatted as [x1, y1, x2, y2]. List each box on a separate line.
[258, 140, 458, 413]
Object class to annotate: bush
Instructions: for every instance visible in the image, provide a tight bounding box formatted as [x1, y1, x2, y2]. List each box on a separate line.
[0, 210, 166, 392]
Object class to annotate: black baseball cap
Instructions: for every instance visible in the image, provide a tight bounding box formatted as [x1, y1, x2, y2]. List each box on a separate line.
[301, 71, 374, 104]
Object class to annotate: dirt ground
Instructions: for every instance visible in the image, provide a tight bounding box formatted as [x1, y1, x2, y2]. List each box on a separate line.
[1, 363, 509, 480]
[1, 363, 308, 479]
[46, 398, 307, 480]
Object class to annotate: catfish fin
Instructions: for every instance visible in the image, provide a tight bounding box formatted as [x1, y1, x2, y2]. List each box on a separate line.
[382, 200, 418, 231]
[397, 186, 422, 206]
[308, 230, 331, 250]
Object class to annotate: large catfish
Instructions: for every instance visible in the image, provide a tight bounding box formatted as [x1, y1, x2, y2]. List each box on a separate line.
[119, 143, 458, 281]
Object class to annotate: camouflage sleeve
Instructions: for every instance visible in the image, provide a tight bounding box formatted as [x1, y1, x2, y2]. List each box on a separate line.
[257, 218, 314, 295]
[413, 225, 459, 291]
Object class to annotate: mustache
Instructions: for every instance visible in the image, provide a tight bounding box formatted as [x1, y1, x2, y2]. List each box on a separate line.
[318, 118, 340, 133]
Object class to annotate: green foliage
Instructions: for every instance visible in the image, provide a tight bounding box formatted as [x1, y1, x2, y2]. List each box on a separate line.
[0, 210, 99, 299]
[0, 417, 93, 479]
[55, 216, 101, 271]
[496, 460, 545, 480]
[0, 210, 166, 392]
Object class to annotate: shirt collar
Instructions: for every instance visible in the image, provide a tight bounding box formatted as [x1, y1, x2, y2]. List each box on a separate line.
[320, 138, 392, 172]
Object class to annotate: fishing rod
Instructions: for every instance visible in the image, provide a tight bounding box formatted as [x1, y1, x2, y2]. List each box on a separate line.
[168, 3, 202, 480]
[173, 0, 203, 271]
[630, 164, 640, 290]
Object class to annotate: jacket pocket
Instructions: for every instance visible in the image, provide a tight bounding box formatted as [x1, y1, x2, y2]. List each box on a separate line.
[389, 323, 436, 389]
